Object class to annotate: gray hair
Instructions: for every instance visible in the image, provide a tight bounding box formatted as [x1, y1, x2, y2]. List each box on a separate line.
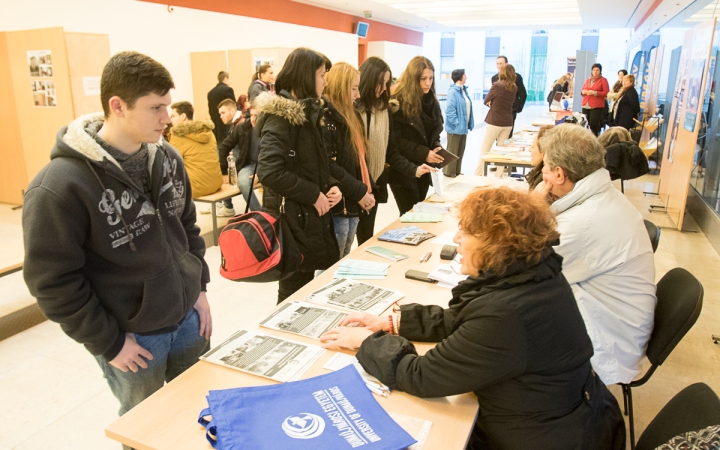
[540, 124, 606, 183]
[598, 127, 632, 147]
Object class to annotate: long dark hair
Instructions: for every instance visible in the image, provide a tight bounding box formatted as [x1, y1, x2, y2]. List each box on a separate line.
[252, 64, 272, 82]
[357, 57, 392, 112]
[275, 48, 332, 99]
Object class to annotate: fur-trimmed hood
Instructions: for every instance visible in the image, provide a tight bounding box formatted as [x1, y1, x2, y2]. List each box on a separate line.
[53, 112, 162, 171]
[254, 90, 327, 132]
[388, 99, 400, 114]
[169, 120, 214, 143]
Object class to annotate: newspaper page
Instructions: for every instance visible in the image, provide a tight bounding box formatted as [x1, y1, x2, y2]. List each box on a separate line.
[201, 330, 324, 382]
[259, 301, 347, 339]
[306, 278, 404, 315]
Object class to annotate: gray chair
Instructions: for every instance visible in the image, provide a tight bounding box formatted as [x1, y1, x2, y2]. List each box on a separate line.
[644, 219, 661, 253]
[621, 267, 704, 449]
[635, 383, 720, 450]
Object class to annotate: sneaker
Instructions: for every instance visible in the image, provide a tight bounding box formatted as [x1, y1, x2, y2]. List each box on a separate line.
[199, 205, 211, 214]
[216, 205, 236, 217]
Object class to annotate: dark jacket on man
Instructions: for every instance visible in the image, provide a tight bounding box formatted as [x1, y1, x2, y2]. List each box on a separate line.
[388, 95, 443, 208]
[613, 88, 640, 130]
[255, 91, 353, 271]
[322, 99, 375, 217]
[492, 72, 527, 113]
[207, 81, 235, 144]
[218, 118, 252, 176]
[357, 249, 626, 450]
[23, 113, 209, 362]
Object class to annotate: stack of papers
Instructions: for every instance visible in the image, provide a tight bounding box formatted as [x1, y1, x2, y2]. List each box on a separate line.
[378, 226, 435, 246]
[365, 246, 409, 262]
[413, 202, 454, 214]
[306, 278, 404, 315]
[334, 259, 390, 280]
[400, 212, 443, 223]
[428, 261, 468, 288]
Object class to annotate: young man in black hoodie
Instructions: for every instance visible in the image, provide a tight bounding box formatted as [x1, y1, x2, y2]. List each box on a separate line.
[22, 51, 212, 418]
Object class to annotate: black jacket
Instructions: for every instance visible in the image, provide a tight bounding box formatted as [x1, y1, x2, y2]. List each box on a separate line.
[322, 100, 374, 217]
[492, 72, 528, 113]
[614, 88, 640, 130]
[605, 141, 649, 181]
[357, 250, 625, 450]
[207, 82, 235, 143]
[248, 80, 271, 102]
[23, 114, 209, 361]
[255, 91, 343, 271]
[218, 118, 253, 175]
[388, 97, 443, 194]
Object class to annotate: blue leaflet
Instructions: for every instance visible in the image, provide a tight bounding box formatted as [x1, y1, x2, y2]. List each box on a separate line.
[198, 365, 416, 450]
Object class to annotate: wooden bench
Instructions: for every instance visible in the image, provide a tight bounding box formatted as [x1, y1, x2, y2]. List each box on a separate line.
[193, 184, 241, 245]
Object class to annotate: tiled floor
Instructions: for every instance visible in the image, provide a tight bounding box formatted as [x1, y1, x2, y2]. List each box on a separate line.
[1, 105, 719, 449]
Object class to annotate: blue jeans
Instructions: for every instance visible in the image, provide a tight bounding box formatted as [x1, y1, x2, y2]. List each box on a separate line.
[333, 216, 359, 258]
[95, 308, 210, 416]
[235, 163, 261, 211]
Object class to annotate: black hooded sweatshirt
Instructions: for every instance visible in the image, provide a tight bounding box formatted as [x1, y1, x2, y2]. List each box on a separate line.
[22, 113, 209, 361]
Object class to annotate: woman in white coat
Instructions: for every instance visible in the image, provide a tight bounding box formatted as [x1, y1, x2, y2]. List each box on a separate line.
[536, 124, 657, 386]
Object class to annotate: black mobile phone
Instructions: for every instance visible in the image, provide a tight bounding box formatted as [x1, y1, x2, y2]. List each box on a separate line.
[405, 270, 437, 283]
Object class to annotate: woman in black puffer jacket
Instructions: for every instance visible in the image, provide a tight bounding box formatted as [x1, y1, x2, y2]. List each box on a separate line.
[256, 48, 357, 303]
[322, 62, 376, 258]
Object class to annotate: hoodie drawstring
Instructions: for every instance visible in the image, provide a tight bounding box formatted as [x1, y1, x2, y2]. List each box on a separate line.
[85, 160, 137, 252]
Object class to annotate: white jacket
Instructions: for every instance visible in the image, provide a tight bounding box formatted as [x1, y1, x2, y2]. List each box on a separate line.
[551, 168, 656, 385]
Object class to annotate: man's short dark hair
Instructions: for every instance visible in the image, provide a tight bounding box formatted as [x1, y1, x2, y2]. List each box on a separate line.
[451, 69, 465, 83]
[275, 48, 332, 99]
[100, 51, 174, 117]
[497, 55, 508, 63]
[218, 71, 229, 83]
[171, 101, 194, 120]
[592, 63, 603, 73]
[217, 99, 237, 111]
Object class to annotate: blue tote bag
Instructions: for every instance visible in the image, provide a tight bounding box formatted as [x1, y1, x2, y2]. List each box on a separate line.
[198, 365, 416, 450]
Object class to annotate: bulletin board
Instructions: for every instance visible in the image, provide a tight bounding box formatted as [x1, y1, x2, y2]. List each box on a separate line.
[659, 18, 716, 231]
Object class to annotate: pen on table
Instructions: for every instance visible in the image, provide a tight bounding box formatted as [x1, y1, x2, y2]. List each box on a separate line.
[420, 251, 432, 263]
[366, 382, 389, 397]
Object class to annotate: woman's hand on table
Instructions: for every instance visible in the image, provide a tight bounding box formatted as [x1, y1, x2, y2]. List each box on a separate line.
[338, 312, 390, 331]
[320, 327, 374, 350]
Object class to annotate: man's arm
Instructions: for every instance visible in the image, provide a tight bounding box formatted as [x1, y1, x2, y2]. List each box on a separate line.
[217, 123, 242, 175]
[515, 74, 527, 112]
[23, 182, 126, 361]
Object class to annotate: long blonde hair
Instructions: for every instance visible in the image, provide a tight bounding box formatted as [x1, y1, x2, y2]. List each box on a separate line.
[325, 62, 365, 159]
[500, 64, 517, 92]
[391, 56, 436, 117]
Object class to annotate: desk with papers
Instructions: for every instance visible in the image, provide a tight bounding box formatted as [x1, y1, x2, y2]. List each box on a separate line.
[479, 128, 536, 176]
[105, 176, 525, 450]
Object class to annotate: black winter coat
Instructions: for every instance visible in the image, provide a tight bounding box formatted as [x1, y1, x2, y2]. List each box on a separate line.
[357, 249, 626, 450]
[322, 100, 374, 217]
[614, 88, 640, 130]
[605, 141, 650, 181]
[218, 119, 253, 175]
[256, 91, 347, 271]
[388, 98, 443, 198]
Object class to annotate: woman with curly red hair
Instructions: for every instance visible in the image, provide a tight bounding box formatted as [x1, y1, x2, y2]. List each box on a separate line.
[320, 187, 625, 450]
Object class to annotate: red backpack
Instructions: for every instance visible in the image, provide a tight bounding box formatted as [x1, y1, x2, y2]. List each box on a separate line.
[218, 206, 303, 282]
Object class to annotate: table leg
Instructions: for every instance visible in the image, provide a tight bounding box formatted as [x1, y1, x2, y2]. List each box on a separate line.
[211, 202, 218, 246]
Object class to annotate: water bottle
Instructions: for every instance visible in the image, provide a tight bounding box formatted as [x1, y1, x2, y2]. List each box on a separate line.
[227, 154, 237, 186]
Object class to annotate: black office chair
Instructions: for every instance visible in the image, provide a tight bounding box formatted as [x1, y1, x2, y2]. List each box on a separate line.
[635, 383, 720, 450]
[644, 219, 661, 253]
[621, 267, 704, 449]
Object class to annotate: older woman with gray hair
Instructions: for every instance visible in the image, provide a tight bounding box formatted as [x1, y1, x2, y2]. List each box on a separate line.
[536, 124, 657, 387]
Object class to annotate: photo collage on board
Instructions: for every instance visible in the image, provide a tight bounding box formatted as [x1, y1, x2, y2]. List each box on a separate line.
[28, 50, 56, 107]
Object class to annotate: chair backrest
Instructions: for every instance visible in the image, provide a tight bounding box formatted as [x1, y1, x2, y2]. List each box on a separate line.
[646, 268, 703, 366]
[636, 383, 720, 450]
[644, 219, 661, 253]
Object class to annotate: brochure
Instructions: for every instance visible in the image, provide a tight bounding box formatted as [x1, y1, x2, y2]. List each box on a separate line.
[365, 246, 409, 262]
[259, 301, 347, 339]
[400, 212, 443, 223]
[306, 278, 404, 315]
[201, 330, 324, 382]
[334, 259, 390, 280]
[378, 226, 436, 246]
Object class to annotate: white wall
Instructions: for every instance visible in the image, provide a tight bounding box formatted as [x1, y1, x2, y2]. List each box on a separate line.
[454, 31, 485, 90]
[499, 30, 533, 79]
[597, 28, 632, 82]
[546, 29, 582, 91]
[422, 32, 442, 80]
[367, 41, 423, 77]
[0, 0, 358, 107]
